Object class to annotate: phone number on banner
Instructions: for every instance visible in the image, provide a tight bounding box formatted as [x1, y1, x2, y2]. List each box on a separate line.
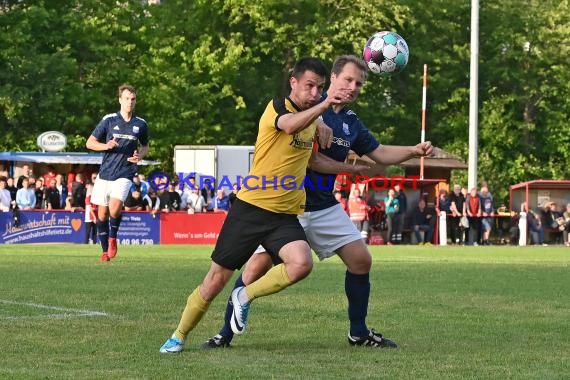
[119, 238, 155, 245]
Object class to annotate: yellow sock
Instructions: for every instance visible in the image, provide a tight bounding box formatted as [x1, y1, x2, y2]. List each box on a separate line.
[244, 263, 293, 301]
[174, 286, 210, 341]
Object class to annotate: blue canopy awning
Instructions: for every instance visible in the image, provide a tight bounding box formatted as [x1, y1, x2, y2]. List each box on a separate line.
[0, 152, 159, 166]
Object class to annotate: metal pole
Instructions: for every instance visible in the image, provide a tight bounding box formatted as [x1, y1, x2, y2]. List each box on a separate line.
[468, 0, 479, 190]
[420, 64, 427, 180]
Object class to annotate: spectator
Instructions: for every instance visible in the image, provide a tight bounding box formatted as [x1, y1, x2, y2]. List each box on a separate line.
[15, 177, 36, 210]
[55, 174, 68, 208]
[543, 202, 564, 244]
[165, 183, 181, 211]
[34, 178, 46, 209]
[562, 203, 570, 246]
[71, 173, 87, 209]
[213, 189, 230, 213]
[186, 188, 206, 214]
[0, 177, 11, 212]
[44, 179, 62, 210]
[6, 177, 17, 201]
[228, 182, 240, 206]
[479, 185, 494, 245]
[449, 184, 466, 244]
[124, 189, 145, 211]
[394, 184, 407, 243]
[42, 165, 58, 187]
[348, 188, 369, 242]
[465, 187, 482, 245]
[84, 183, 97, 244]
[131, 174, 149, 198]
[91, 172, 99, 185]
[334, 190, 349, 215]
[143, 189, 161, 216]
[383, 188, 399, 245]
[16, 164, 32, 189]
[527, 206, 546, 245]
[412, 198, 433, 245]
[64, 195, 76, 211]
[436, 189, 452, 243]
[201, 178, 215, 211]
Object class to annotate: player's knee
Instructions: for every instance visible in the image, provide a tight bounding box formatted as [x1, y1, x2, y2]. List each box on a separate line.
[286, 258, 313, 283]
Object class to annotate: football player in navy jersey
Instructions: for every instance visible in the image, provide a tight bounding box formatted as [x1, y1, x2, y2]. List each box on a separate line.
[202, 55, 432, 349]
[86, 84, 149, 262]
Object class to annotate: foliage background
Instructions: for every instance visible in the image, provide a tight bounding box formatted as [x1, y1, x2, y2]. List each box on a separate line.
[1, 0, 569, 202]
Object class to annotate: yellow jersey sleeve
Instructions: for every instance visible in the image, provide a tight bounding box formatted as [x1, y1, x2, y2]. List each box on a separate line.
[238, 97, 317, 214]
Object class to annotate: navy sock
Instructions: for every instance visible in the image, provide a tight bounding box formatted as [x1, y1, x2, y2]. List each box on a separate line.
[109, 215, 122, 238]
[218, 273, 246, 342]
[345, 271, 370, 337]
[97, 219, 109, 253]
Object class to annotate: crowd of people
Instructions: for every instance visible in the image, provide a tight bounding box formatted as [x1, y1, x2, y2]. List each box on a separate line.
[332, 182, 570, 246]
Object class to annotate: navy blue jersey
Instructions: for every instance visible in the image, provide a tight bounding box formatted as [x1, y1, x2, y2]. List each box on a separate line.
[305, 104, 380, 212]
[91, 112, 149, 181]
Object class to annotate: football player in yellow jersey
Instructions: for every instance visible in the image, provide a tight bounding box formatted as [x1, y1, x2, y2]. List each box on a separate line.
[159, 57, 352, 353]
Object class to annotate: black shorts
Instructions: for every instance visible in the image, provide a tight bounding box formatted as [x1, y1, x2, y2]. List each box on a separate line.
[211, 198, 308, 270]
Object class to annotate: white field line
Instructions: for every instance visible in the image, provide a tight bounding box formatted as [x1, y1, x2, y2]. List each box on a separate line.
[0, 299, 110, 320]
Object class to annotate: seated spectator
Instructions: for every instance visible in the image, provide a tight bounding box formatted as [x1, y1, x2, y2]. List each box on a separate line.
[16, 177, 36, 210]
[186, 189, 206, 214]
[71, 173, 86, 209]
[526, 205, 546, 245]
[124, 189, 145, 211]
[44, 179, 62, 210]
[412, 199, 434, 245]
[213, 189, 230, 212]
[0, 177, 12, 212]
[543, 202, 565, 244]
[143, 189, 161, 216]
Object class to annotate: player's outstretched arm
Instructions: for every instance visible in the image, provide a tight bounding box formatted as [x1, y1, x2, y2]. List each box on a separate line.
[366, 141, 433, 165]
[308, 150, 370, 175]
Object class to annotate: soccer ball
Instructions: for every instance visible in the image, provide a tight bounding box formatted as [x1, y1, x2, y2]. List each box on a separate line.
[362, 31, 409, 75]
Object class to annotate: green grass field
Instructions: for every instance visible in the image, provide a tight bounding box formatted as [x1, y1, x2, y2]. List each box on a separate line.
[0, 244, 568, 379]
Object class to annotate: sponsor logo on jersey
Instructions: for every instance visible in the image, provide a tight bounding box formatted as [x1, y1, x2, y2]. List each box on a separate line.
[332, 136, 350, 147]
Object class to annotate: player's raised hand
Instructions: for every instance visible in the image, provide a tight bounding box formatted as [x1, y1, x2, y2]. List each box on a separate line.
[127, 150, 140, 163]
[324, 87, 351, 106]
[414, 141, 434, 157]
[106, 137, 119, 150]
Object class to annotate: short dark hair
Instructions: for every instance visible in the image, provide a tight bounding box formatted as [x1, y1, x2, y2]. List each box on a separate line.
[118, 84, 136, 97]
[291, 57, 328, 80]
[331, 55, 368, 79]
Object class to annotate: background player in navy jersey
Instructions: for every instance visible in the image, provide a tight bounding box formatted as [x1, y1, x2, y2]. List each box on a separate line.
[202, 55, 433, 349]
[87, 84, 149, 262]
